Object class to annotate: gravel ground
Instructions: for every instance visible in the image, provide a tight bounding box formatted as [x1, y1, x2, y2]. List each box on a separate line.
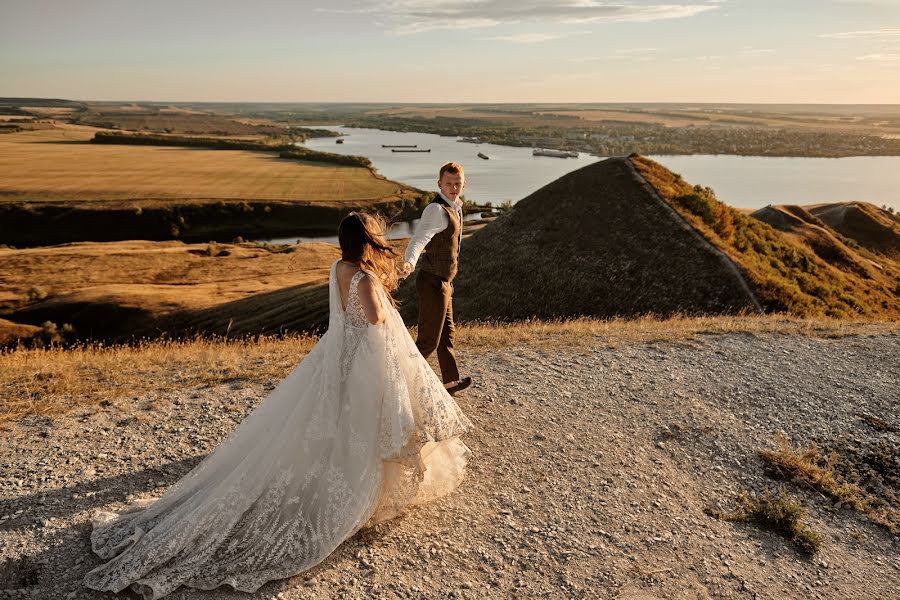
[1, 331, 898, 599]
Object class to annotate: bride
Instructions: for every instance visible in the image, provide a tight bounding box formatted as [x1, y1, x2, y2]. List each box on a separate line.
[83, 212, 474, 599]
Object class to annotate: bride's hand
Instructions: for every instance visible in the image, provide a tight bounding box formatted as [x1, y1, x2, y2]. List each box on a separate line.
[397, 262, 413, 280]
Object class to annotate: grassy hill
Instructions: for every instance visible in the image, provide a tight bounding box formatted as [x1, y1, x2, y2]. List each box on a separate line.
[5, 156, 898, 347]
[750, 204, 899, 284]
[398, 156, 899, 323]
[630, 156, 899, 318]
[402, 156, 764, 323]
[805, 202, 900, 260]
[0, 241, 342, 345]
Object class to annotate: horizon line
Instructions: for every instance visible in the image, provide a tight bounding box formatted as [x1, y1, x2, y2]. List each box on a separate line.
[3, 96, 900, 107]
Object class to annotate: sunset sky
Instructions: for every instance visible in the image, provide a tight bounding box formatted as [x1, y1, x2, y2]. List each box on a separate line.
[2, 0, 899, 103]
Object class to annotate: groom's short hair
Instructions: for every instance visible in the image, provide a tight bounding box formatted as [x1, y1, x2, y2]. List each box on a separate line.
[439, 161, 464, 180]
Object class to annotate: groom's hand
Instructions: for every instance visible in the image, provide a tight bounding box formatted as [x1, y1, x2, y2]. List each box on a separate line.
[398, 261, 413, 279]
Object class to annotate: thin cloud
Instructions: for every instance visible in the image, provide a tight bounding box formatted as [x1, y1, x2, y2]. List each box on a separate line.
[740, 47, 775, 55]
[483, 30, 592, 43]
[569, 47, 660, 62]
[857, 53, 900, 61]
[819, 28, 900, 39]
[615, 47, 660, 54]
[334, 1, 722, 35]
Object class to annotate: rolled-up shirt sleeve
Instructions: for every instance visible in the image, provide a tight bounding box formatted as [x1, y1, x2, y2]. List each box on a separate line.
[404, 203, 448, 268]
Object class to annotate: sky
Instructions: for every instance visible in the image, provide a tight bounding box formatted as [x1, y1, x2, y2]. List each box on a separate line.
[1, 0, 899, 103]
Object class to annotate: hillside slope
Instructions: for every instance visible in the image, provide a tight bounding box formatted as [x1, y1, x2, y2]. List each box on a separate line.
[402, 157, 762, 323]
[805, 202, 900, 260]
[751, 204, 900, 286]
[630, 156, 899, 318]
[1, 241, 341, 344]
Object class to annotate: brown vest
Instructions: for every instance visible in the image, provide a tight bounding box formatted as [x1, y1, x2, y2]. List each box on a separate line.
[420, 199, 461, 282]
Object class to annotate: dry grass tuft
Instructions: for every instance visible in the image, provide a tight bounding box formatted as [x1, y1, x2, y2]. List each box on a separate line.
[706, 489, 823, 555]
[758, 432, 899, 534]
[2, 315, 895, 426]
[859, 413, 897, 433]
[455, 313, 897, 350]
[0, 334, 317, 425]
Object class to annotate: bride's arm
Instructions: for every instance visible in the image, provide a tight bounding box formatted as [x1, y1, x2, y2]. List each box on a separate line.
[357, 276, 386, 325]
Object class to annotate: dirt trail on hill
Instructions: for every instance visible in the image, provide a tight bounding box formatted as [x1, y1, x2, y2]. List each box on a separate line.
[1, 331, 898, 599]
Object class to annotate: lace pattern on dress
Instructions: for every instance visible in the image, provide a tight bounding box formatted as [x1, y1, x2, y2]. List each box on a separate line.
[340, 270, 369, 378]
[83, 261, 473, 600]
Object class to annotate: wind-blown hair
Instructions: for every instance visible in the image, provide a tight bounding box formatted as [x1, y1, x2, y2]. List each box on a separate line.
[338, 212, 400, 302]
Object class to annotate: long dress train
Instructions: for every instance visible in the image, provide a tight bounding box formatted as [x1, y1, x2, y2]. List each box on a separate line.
[83, 263, 473, 599]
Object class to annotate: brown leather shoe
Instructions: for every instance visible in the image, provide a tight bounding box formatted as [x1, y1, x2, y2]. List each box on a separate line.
[444, 377, 472, 396]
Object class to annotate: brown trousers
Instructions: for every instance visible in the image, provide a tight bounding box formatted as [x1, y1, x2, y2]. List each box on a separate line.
[415, 270, 460, 384]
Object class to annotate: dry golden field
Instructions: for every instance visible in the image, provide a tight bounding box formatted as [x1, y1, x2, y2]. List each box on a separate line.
[538, 109, 900, 131]
[366, 105, 900, 135]
[0, 239, 342, 317]
[0, 127, 406, 208]
[0, 236, 414, 343]
[535, 109, 718, 127]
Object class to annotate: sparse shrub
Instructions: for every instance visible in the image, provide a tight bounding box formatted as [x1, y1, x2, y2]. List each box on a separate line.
[34, 321, 75, 347]
[706, 489, 822, 555]
[462, 198, 479, 214]
[676, 192, 716, 225]
[758, 432, 898, 533]
[26, 287, 48, 302]
[714, 207, 735, 241]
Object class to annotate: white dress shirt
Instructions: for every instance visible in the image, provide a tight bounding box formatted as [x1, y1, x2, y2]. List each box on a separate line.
[403, 192, 463, 268]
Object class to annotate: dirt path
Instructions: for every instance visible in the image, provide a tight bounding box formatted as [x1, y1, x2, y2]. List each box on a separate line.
[1, 331, 898, 599]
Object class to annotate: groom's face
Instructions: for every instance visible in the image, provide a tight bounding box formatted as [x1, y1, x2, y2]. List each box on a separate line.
[438, 172, 465, 203]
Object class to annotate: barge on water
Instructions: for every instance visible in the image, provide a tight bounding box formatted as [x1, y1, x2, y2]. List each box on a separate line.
[532, 148, 578, 158]
[382, 144, 417, 148]
[392, 148, 431, 153]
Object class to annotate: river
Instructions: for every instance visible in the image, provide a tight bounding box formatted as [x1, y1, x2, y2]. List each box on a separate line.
[256, 126, 900, 243]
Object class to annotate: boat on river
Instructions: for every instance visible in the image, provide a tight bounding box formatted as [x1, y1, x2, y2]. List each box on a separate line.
[533, 148, 578, 158]
[392, 148, 431, 153]
[382, 144, 417, 148]
[477, 152, 489, 160]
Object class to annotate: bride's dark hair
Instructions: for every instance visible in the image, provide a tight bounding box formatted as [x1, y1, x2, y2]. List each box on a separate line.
[338, 212, 401, 300]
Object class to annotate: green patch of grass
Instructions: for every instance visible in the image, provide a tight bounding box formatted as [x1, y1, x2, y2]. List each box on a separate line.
[706, 489, 822, 555]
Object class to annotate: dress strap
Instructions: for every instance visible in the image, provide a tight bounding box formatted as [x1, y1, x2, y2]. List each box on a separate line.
[350, 269, 368, 287]
[348, 270, 368, 301]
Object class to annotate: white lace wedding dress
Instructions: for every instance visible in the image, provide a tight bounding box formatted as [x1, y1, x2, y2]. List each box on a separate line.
[83, 262, 473, 599]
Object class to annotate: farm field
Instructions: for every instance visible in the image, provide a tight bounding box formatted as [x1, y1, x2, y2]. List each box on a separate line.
[0, 127, 408, 208]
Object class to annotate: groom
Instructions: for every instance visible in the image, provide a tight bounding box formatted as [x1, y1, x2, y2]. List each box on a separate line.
[399, 161, 472, 396]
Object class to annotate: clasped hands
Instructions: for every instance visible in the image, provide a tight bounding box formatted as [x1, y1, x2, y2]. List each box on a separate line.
[397, 261, 414, 280]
